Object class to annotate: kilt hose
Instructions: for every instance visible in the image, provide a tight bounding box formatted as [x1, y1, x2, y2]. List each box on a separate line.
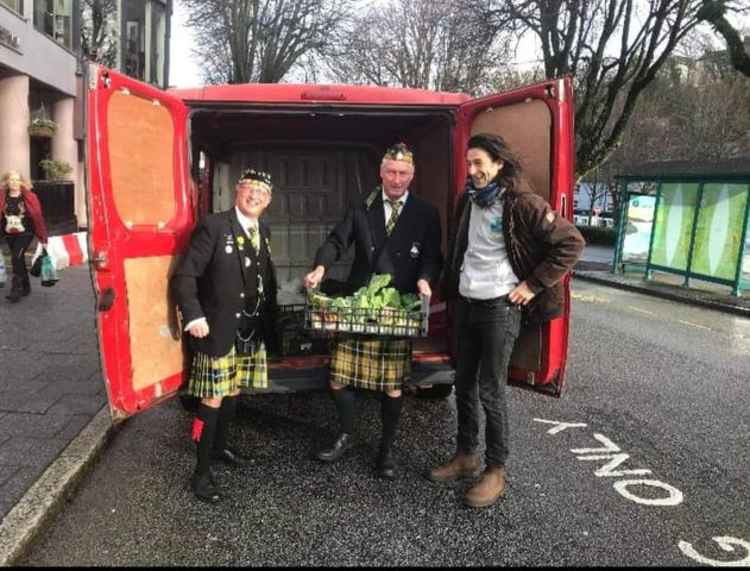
[330, 337, 412, 392]
[187, 342, 268, 399]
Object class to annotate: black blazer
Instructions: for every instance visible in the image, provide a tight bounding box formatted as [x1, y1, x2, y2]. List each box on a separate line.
[314, 189, 443, 294]
[171, 210, 279, 357]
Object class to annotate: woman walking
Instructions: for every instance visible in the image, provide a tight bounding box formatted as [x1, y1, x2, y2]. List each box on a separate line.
[0, 170, 49, 303]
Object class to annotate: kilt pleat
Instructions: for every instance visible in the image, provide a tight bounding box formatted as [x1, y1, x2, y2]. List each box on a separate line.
[187, 342, 268, 398]
[330, 338, 412, 392]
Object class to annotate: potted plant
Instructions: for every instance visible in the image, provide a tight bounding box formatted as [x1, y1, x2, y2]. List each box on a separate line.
[39, 159, 73, 181]
[28, 117, 59, 138]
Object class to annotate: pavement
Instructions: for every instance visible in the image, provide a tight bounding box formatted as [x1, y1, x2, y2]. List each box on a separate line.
[0, 241, 749, 565]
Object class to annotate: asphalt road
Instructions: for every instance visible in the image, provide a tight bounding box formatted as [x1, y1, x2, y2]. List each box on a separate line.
[20, 280, 750, 566]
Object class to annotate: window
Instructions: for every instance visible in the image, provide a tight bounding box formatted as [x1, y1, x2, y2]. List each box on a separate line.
[33, 0, 72, 50]
[1, 0, 23, 14]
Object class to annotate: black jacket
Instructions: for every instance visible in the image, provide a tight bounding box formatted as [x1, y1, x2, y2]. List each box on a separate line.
[314, 189, 443, 293]
[171, 209, 279, 357]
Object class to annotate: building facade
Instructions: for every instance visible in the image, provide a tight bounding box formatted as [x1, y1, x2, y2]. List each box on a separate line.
[0, 0, 171, 231]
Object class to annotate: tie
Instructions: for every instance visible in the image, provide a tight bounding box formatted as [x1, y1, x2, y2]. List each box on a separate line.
[385, 199, 402, 236]
[247, 226, 260, 254]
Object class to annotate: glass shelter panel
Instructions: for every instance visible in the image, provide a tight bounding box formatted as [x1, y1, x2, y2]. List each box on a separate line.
[691, 183, 749, 281]
[621, 194, 656, 264]
[650, 183, 700, 272]
[741, 186, 750, 285]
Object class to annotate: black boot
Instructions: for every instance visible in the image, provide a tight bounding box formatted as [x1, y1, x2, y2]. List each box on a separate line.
[376, 394, 403, 479]
[212, 396, 250, 467]
[316, 387, 356, 463]
[191, 403, 222, 503]
[5, 276, 22, 303]
[21, 275, 30, 297]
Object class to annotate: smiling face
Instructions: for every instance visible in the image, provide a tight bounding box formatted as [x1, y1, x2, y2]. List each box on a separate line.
[380, 158, 415, 200]
[235, 181, 271, 219]
[3, 171, 22, 194]
[466, 147, 503, 189]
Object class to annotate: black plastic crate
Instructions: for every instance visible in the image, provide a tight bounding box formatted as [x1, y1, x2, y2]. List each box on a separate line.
[303, 295, 430, 338]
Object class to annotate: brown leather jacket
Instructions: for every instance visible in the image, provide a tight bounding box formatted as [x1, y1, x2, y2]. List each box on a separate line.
[444, 178, 585, 324]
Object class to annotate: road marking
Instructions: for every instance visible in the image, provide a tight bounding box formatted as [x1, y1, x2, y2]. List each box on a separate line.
[628, 306, 653, 316]
[535, 417, 748, 565]
[678, 537, 750, 567]
[571, 292, 610, 304]
[676, 319, 712, 331]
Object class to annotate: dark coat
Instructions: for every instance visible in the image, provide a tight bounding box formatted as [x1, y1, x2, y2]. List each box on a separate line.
[314, 189, 443, 294]
[444, 178, 585, 324]
[171, 209, 279, 357]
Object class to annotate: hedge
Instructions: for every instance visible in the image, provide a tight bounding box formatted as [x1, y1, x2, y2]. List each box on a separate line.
[576, 225, 617, 246]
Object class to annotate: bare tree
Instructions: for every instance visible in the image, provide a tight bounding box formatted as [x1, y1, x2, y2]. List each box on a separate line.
[697, 0, 750, 76]
[182, 0, 351, 84]
[485, 0, 719, 180]
[322, 0, 512, 94]
[81, 0, 119, 67]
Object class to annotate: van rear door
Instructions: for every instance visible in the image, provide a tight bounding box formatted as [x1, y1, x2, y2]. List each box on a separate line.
[86, 65, 193, 420]
[455, 77, 575, 396]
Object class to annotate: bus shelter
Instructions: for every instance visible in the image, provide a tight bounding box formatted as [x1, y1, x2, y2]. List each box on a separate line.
[612, 160, 750, 296]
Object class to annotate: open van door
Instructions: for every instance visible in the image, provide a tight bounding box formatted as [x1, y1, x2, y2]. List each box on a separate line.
[86, 65, 193, 421]
[454, 77, 575, 396]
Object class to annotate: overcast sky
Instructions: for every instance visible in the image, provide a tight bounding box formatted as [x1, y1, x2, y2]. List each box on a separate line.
[168, 0, 750, 89]
[168, 0, 201, 88]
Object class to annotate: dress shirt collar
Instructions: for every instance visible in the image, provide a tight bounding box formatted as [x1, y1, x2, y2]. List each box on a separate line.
[381, 189, 409, 206]
[235, 206, 259, 236]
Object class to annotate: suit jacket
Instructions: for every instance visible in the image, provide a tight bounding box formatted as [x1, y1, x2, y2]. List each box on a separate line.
[171, 209, 279, 357]
[314, 189, 443, 294]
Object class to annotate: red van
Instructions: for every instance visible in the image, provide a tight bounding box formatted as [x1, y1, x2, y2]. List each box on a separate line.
[85, 65, 575, 421]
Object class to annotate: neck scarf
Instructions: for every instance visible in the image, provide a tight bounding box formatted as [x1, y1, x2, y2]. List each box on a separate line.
[465, 177, 503, 209]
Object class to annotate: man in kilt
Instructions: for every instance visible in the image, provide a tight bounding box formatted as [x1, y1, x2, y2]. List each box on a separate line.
[172, 169, 279, 503]
[304, 143, 443, 479]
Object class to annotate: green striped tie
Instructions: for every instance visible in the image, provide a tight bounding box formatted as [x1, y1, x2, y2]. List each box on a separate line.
[385, 199, 402, 236]
[248, 226, 260, 254]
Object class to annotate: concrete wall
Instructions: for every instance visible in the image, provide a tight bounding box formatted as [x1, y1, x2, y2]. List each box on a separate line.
[0, 74, 30, 178]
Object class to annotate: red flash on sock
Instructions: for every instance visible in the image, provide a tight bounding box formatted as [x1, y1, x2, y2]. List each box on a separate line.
[191, 418, 205, 442]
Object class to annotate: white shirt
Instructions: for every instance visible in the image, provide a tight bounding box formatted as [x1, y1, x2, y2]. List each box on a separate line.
[459, 199, 519, 300]
[235, 206, 259, 237]
[382, 189, 408, 225]
[184, 208, 260, 331]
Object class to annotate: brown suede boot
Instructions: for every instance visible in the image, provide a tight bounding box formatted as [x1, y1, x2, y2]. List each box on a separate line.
[429, 452, 481, 482]
[464, 466, 506, 508]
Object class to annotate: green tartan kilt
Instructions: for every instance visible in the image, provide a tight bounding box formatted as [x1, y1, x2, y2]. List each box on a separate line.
[330, 337, 412, 392]
[187, 342, 268, 399]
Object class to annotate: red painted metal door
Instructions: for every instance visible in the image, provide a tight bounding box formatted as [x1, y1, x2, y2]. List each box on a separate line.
[454, 77, 576, 396]
[86, 65, 194, 420]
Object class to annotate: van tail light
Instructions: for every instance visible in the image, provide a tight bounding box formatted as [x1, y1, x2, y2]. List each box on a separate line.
[300, 89, 346, 101]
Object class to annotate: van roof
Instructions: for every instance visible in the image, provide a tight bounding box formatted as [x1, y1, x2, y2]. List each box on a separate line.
[168, 83, 471, 106]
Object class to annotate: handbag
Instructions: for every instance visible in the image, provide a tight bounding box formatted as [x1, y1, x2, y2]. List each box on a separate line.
[30, 247, 45, 277]
[40, 252, 59, 287]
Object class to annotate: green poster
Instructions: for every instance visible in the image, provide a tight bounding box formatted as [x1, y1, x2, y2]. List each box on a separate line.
[692, 183, 748, 281]
[651, 183, 700, 271]
[744, 190, 750, 284]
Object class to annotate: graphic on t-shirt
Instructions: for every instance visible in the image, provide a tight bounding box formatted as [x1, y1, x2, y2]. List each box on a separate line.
[489, 216, 503, 236]
[3, 198, 26, 234]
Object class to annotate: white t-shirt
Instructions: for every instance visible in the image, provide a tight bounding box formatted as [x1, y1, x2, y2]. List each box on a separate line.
[459, 200, 519, 300]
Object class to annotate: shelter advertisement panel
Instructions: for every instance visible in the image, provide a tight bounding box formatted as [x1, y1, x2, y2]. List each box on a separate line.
[650, 183, 700, 271]
[691, 183, 749, 281]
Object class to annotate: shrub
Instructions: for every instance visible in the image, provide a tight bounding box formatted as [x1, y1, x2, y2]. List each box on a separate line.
[39, 159, 73, 181]
[576, 225, 617, 246]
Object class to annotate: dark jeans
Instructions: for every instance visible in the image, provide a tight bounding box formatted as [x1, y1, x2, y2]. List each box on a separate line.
[454, 294, 522, 468]
[6, 234, 34, 283]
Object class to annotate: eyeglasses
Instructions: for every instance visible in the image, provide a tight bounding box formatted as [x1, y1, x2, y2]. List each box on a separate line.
[237, 184, 270, 196]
